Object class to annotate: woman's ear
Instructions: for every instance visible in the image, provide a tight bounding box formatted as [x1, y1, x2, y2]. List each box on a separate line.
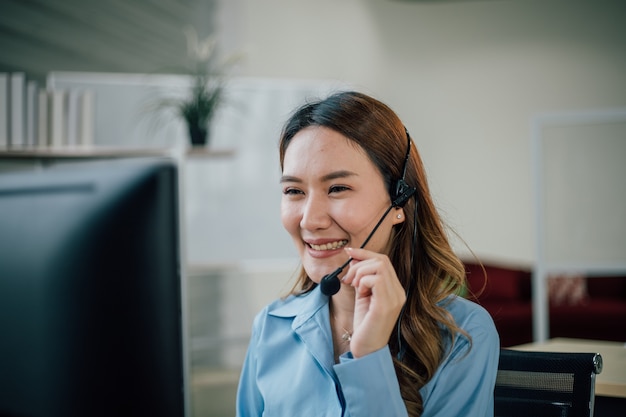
[392, 208, 405, 225]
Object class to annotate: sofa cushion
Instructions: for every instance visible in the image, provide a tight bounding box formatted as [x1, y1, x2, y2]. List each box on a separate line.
[465, 263, 527, 301]
[550, 299, 626, 342]
[479, 301, 533, 347]
[587, 276, 626, 299]
[548, 274, 589, 306]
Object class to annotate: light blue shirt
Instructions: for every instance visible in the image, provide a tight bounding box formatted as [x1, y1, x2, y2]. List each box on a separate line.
[236, 286, 499, 416]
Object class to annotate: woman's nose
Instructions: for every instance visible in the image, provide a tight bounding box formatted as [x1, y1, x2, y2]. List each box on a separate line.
[300, 194, 332, 231]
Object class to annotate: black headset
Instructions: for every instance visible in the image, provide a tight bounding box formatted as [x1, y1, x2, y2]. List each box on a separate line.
[391, 128, 417, 208]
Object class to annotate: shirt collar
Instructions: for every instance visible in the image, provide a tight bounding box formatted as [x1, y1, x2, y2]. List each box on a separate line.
[267, 285, 329, 329]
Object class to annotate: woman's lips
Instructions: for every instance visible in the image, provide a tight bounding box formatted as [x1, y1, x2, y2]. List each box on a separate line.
[308, 239, 348, 251]
[305, 239, 349, 258]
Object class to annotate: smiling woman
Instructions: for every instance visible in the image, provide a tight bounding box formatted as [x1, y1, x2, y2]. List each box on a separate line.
[280, 126, 403, 287]
[236, 91, 500, 417]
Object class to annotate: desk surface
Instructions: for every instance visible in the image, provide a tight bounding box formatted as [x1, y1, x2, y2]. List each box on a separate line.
[512, 338, 626, 398]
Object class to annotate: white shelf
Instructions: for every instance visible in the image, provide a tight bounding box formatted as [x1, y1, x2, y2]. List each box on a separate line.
[0, 145, 234, 160]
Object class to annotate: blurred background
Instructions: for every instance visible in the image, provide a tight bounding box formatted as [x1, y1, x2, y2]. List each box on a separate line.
[1, 0, 625, 415]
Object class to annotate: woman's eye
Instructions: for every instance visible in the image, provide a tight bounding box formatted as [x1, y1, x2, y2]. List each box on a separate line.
[283, 187, 303, 196]
[329, 185, 350, 194]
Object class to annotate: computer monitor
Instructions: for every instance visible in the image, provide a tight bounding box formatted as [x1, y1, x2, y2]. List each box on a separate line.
[0, 157, 186, 417]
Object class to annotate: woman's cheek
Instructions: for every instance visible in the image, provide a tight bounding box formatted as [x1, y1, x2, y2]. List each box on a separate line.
[280, 201, 301, 234]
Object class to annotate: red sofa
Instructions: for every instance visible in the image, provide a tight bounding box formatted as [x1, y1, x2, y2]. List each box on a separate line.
[463, 261, 626, 347]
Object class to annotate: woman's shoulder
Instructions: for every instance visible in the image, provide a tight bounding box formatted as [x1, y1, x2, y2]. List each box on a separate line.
[441, 295, 498, 339]
[435, 296, 500, 372]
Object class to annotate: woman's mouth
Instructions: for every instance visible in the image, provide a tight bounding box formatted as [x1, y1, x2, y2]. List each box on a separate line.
[308, 240, 348, 251]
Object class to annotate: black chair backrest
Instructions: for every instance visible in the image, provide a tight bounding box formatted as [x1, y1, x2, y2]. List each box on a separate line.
[495, 349, 603, 417]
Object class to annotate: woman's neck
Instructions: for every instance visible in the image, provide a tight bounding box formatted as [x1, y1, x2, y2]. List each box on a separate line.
[329, 285, 355, 320]
[329, 286, 355, 362]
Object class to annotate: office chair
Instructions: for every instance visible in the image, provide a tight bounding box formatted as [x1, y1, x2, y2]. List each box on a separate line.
[495, 349, 603, 417]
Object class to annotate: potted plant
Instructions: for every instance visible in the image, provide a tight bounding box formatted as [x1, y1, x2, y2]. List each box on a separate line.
[149, 26, 237, 148]
[181, 65, 223, 146]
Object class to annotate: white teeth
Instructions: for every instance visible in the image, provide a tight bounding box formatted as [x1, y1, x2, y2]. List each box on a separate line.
[310, 240, 348, 251]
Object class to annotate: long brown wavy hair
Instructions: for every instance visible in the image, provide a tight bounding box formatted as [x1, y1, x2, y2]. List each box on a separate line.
[278, 91, 469, 416]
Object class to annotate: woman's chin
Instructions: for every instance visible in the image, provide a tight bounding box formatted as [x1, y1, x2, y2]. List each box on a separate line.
[302, 265, 337, 285]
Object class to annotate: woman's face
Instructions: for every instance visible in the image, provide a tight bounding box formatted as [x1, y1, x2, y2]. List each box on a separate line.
[280, 126, 403, 283]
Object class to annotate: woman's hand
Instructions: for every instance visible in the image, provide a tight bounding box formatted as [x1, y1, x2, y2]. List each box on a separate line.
[340, 247, 407, 358]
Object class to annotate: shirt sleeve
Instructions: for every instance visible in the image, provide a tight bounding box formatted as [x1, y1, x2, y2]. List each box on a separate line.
[334, 345, 409, 417]
[419, 315, 500, 417]
[334, 303, 499, 417]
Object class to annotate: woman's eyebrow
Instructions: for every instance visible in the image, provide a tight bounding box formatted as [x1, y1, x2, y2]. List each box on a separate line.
[320, 170, 357, 182]
[280, 170, 357, 184]
[280, 175, 301, 184]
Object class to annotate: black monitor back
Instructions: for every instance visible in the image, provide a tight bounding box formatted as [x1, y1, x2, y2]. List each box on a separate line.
[0, 158, 185, 417]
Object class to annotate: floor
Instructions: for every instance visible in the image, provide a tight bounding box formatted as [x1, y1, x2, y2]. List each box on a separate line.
[191, 370, 240, 417]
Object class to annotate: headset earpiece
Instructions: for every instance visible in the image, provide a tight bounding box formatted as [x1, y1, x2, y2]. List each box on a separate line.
[392, 178, 416, 208]
[392, 128, 417, 208]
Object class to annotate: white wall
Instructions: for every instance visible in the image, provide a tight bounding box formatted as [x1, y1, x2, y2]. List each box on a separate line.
[220, 0, 626, 266]
[46, 0, 626, 269]
[540, 115, 626, 267]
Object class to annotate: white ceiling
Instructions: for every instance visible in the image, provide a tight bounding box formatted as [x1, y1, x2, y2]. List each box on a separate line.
[0, 0, 218, 82]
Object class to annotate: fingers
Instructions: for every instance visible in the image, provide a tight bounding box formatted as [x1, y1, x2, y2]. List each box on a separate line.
[342, 247, 405, 305]
[339, 247, 407, 358]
